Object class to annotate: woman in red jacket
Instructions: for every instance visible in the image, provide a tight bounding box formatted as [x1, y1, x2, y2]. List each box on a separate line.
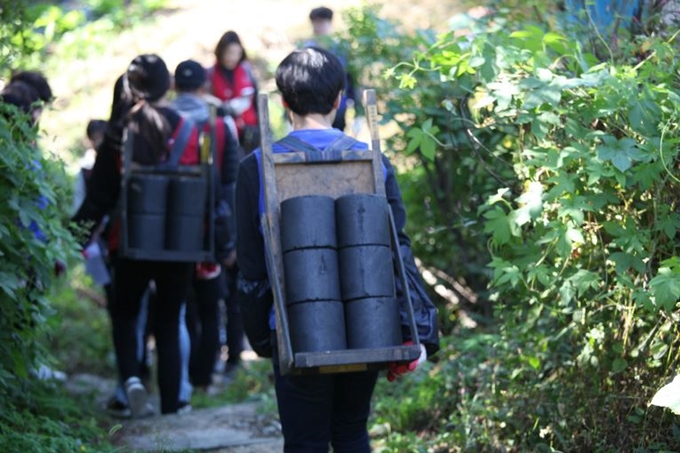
[207, 30, 260, 153]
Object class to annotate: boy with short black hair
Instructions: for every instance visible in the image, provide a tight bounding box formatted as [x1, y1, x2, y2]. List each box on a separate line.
[309, 6, 334, 35]
[301, 6, 361, 134]
[171, 59, 244, 388]
[236, 46, 439, 452]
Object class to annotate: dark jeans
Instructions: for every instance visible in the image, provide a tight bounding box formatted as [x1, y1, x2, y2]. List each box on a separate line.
[224, 266, 244, 364]
[111, 258, 192, 414]
[273, 360, 378, 453]
[186, 271, 223, 387]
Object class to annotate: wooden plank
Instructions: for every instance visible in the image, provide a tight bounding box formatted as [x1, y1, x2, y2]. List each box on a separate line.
[294, 344, 422, 369]
[270, 150, 374, 165]
[275, 161, 375, 202]
[363, 89, 386, 198]
[258, 93, 295, 375]
[122, 248, 215, 263]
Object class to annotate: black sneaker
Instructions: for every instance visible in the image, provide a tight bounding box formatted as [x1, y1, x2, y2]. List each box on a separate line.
[224, 360, 241, 377]
[105, 396, 131, 419]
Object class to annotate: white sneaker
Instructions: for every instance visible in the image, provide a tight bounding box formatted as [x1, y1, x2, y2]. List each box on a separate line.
[124, 377, 150, 419]
[177, 402, 192, 415]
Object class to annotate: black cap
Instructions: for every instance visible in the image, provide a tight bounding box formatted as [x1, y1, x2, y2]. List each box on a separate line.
[126, 54, 170, 102]
[310, 6, 333, 21]
[174, 59, 207, 91]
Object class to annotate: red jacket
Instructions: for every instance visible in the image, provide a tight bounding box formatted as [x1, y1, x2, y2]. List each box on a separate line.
[209, 62, 258, 133]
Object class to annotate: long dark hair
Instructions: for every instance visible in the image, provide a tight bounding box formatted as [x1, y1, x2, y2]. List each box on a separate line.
[214, 31, 248, 64]
[125, 54, 172, 162]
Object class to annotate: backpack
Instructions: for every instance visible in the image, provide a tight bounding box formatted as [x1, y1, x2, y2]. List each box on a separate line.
[120, 118, 216, 262]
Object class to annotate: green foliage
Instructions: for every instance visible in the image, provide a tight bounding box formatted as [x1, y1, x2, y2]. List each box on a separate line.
[339, 6, 510, 326]
[343, 3, 680, 452]
[45, 269, 116, 377]
[192, 360, 277, 412]
[0, 104, 78, 398]
[0, 379, 119, 453]
[1, 0, 168, 69]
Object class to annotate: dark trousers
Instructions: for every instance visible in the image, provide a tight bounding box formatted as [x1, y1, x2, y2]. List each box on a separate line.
[224, 266, 244, 363]
[186, 272, 223, 387]
[273, 361, 378, 453]
[111, 258, 192, 414]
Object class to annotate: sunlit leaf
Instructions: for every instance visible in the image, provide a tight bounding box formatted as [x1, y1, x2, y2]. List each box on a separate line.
[651, 375, 680, 414]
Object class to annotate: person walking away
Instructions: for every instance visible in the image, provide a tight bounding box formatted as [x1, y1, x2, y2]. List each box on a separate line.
[72, 119, 107, 215]
[171, 59, 241, 391]
[235, 47, 439, 452]
[207, 31, 260, 153]
[301, 7, 362, 134]
[73, 54, 201, 416]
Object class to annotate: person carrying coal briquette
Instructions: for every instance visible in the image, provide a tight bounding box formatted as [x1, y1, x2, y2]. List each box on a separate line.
[235, 46, 439, 453]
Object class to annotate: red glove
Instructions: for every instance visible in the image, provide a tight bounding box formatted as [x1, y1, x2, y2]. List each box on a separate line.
[387, 341, 427, 382]
[196, 262, 221, 280]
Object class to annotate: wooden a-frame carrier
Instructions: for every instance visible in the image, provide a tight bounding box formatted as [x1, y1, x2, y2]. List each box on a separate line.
[258, 89, 422, 375]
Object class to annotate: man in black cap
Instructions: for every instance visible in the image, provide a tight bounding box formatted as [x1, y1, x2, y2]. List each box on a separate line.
[171, 59, 245, 389]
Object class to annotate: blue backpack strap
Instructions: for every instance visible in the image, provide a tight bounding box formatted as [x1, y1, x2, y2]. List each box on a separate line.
[275, 135, 322, 154]
[325, 135, 359, 152]
[165, 118, 194, 167]
[276, 134, 359, 154]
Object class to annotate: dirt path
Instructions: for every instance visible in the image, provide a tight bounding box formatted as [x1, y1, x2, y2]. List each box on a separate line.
[67, 371, 284, 452]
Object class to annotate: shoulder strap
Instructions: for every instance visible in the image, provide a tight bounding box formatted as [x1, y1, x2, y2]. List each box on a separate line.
[165, 118, 194, 167]
[325, 135, 359, 152]
[275, 135, 322, 154]
[276, 134, 360, 154]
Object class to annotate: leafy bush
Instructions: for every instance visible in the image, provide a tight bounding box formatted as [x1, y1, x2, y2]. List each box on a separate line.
[342, 3, 680, 451]
[0, 379, 119, 453]
[0, 104, 77, 397]
[1, 0, 169, 69]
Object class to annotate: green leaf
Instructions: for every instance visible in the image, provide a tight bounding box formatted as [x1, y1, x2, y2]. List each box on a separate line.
[483, 206, 512, 245]
[487, 188, 510, 206]
[468, 56, 486, 68]
[523, 84, 562, 109]
[405, 128, 422, 154]
[596, 135, 643, 172]
[497, 264, 522, 287]
[568, 269, 599, 295]
[420, 134, 436, 161]
[565, 226, 584, 245]
[527, 356, 541, 370]
[516, 181, 543, 219]
[650, 267, 680, 310]
[608, 252, 645, 274]
[655, 212, 680, 240]
[612, 358, 627, 373]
